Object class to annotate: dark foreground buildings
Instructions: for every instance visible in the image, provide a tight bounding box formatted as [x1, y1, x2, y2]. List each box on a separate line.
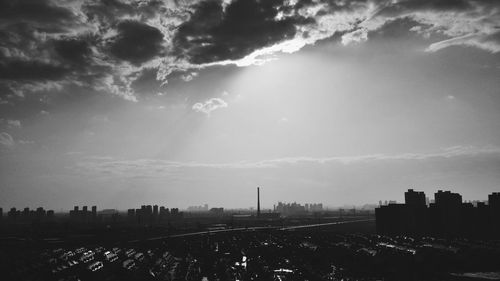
[376, 189, 500, 238]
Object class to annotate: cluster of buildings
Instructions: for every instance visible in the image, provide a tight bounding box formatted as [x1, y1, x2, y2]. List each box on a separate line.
[2, 205, 101, 225]
[376, 189, 500, 238]
[126, 205, 182, 224]
[0, 204, 186, 226]
[186, 204, 209, 212]
[185, 205, 227, 216]
[273, 202, 324, 215]
[69, 206, 97, 223]
[2, 207, 55, 223]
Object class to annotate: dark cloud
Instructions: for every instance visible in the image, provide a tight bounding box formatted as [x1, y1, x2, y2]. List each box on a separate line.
[0, 0, 498, 103]
[0, 0, 74, 25]
[0, 60, 67, 81]
[53, 38, 93, 64]
[173, 0, 312, 64]
[108, 21, 165, 65]
[83, 0, 165, 26]
[0, 22, 57, 59]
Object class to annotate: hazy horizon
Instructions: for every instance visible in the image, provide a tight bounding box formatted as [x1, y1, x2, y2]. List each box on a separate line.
[1, 0, 500, 210]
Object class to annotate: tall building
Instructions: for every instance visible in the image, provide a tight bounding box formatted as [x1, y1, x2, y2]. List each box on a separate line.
[489, 192, 500, 209]
[23, 207, 30, 218]
[405, 189, 426, 206]
[429, 190, 462, 236]
[257, 187, 261, 218]
[434, 190, 462, 206]
[91, 206, 97, 220]
[8, 207, 18, 220]
[403, 189, 427, 235]
[127, 209, 135, 222]
[489, 192, 500, 235]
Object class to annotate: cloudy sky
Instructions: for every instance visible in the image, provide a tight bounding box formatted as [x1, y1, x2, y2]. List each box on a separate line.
[1, 0, 500, 210]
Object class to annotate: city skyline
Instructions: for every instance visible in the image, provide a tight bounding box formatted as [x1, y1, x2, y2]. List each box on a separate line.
[1, 0, 500, 210]
[2, 188, 499, 212]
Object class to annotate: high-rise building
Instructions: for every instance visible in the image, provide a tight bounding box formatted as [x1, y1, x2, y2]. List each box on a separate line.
[405, 189, 426, 206]
[23, 207, 30, 217]
[127, 209, 135, 221]
[434, 190, 462, 206]
[153, 205, 159, 218]
[257, 187, 261, 218]
[489, 192, 500, 209]
[430, 190, 462, 236]
[8, 207, 18, 220]
[489, 192, 500, 235]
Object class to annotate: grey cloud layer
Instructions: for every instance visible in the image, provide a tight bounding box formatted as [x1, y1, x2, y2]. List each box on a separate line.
[0, 0, 499, 102]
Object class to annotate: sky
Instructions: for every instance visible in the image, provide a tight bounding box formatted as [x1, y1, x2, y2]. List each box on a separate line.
[1, 0, 500, 210]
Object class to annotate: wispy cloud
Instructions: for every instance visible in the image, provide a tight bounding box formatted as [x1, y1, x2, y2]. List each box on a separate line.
[0, 119, 21, 128]
[426, 32, 500, 53]
[192, 97, 228, 116]
[74, 146, 500, 178]
[341, 28, 369, 45]
[0, 132, 15, 148]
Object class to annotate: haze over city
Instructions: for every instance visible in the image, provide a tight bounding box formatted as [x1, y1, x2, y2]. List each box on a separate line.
[1, 0, 500, 210]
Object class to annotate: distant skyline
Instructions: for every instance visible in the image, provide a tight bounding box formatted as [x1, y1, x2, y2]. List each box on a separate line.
[2, 187, 498, 211]
[1, 0, 500, 210]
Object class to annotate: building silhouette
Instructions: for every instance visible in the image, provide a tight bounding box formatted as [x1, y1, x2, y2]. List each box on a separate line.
[376, 189, 500, 238]
[4, 206, 54, 223]
[490, 192, 500, 235]
[70, 205, 98, 223]
[405, 189, 426, 206]
[257, 187, 261, 218]
[429, 190, 462, 236]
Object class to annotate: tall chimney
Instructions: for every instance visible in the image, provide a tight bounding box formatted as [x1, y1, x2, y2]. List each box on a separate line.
[257, 187, 261, 218]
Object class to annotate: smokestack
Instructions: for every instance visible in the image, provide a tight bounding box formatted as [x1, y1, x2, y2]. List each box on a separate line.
[257, 187, 261, 218]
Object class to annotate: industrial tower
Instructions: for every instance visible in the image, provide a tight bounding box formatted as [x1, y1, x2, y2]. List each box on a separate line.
[257, 187, 261, 218]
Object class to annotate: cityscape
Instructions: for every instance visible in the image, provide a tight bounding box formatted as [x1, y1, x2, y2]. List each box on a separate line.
[2, 0, 500, 280]
[1, 188, 500, 280]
